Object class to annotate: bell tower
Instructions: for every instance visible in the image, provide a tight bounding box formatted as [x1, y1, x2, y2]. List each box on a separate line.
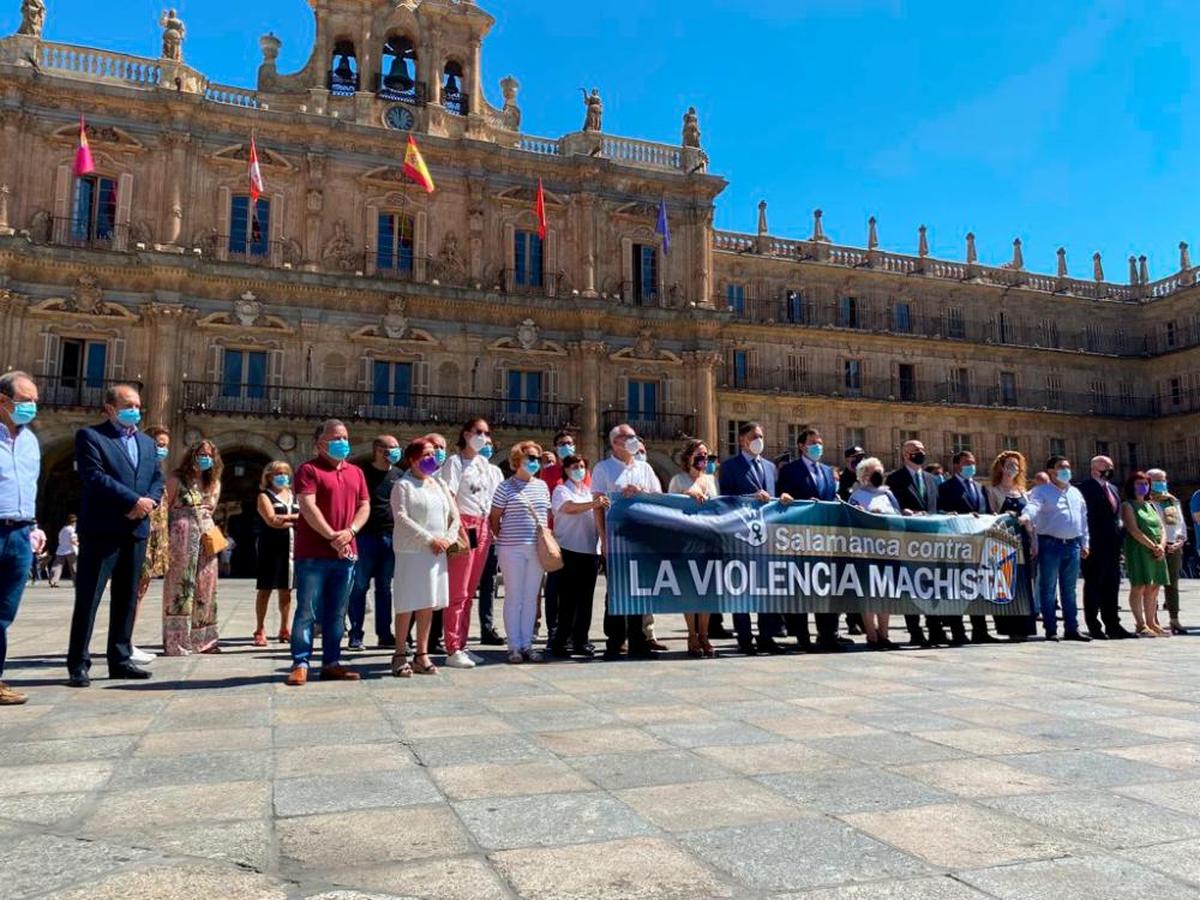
[256, 0, 515, 139]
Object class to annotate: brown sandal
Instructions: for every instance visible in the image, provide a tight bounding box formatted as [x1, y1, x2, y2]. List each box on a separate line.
[412, 653, 439, 675]
[392, 653, 413, 678]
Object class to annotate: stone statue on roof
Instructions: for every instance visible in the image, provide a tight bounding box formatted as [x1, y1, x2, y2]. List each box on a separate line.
[18, 0, 46, 38]
[160, 8, 185, 62]
[581, 87, 603, 132]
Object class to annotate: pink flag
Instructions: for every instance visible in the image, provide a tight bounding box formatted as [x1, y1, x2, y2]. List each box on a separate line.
[74, 114, 95, 177]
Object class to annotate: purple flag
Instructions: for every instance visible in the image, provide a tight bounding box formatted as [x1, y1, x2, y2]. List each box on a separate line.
[656, 198, 671, 256]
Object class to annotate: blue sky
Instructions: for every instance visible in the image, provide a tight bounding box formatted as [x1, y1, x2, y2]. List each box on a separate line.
[6, 0, 1195, 278]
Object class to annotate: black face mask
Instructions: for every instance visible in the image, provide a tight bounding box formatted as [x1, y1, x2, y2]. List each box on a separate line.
[869, 471, 884, 488]
[911, 452, 927, 466]
[1099, 469, 1114, 481]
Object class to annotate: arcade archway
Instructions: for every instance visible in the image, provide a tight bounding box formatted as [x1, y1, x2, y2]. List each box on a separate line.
[37, 439, 81, 542]
[213, 446, 274, 579]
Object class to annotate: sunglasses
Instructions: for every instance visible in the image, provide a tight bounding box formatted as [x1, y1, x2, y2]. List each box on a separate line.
[526, 455, 541, 463]
[692, 455, 708, 464]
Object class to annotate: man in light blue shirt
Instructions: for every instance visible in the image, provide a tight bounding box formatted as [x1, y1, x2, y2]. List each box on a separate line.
[1021, 454, 1091, 643]
[0, 371, 41, 705]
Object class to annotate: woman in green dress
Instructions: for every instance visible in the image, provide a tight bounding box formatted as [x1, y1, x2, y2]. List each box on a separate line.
[1121, 470, 1170, 637]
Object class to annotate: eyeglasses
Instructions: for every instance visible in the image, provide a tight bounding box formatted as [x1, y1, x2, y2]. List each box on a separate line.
[526, 455, 541, 463]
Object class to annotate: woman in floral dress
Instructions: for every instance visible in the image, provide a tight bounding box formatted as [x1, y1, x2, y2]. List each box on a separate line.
[132, 426, 171, 662]
[162, 440, 223, 655]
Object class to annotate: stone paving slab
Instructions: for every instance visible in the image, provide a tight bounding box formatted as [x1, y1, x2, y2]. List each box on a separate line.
[6, 578, 1200, 897]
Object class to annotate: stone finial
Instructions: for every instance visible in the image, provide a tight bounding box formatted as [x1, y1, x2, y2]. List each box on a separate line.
[260, 32, 281, 64]
[1128, 255, 1139, 285]
[811, 209, 827, 243]
[18, 0, 45, 38]
[1139, 254, 1149, 285]
[917, 225, 929, 258]
[757, 201, 768, 237]
[1056, 247, 1067, 278]
[160, 8, 185, 62]
[501, 75, 520, 108]
[1011, 238, 1024, 270]
[867, 216, 878, 250]
[1181, 241, 1192, 271]
[1093, 252, 1104, 282]
[965, 232, 977, 264]
[682, 107, 701, 149]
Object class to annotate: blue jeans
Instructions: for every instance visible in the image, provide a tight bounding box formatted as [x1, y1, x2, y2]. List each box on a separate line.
[1037, 536, 1081, 636]
[291, 558, 355, 669]
[346, 532, 394, 643]
[0, 524, 32, 678]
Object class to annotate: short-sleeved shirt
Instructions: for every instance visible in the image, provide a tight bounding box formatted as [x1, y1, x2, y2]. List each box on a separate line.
[440, 453, 503, 518]
[590, 456, 662, 497]
[360, 463, 402, 534]
[57, 525, 77, 556]
[552, 481, 600, 554]
[490, 477, 551, 548]
[294, 457, 369, 560]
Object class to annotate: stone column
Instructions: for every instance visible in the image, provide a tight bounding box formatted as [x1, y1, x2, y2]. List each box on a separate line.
[468, 39, 482, 115]
[142, 303, 194, 431]
[577, 341, 606, 462]
[578, 194, 597, 296]
[697, 207, 714, 307]
[161, 132, 190, 248]
[690, 350, 721, 445]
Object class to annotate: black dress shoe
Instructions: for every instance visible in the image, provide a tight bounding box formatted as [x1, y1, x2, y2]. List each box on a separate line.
[109, 664, 151, 680]
[601, 648, 622, 661]
[1064, 632, 1092, 643]
[757, 639, 787, 655]
[907, 633, 932, 648]
[1108, 628, 1135, 639]
[1008, 635, 1028, 643]
[1044, 634, 1061, 642]
[67, 672, 90, 688]
[1088, 631, 1110, 640]
[816, 639, 845, 654]
[573, 643, 596, 659]
[793, 640, 814, 653]
[927, 630, 949, 646]
[708, 625, 733, 639]
[836, 635, 855, 645]
[737, 640, 759, 656]
[628, 647, 660, 661]
[479, 629, 505, 646]
[971, 633, 1002, 644]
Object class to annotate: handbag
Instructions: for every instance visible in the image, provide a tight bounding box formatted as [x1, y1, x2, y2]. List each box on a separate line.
[439, 480, 471, 557]
[518, 492, 563, 573]
[201, 526, 229, 557]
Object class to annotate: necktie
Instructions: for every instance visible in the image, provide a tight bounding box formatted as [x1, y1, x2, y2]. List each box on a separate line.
[915, 472, 925, 503]
[1107, 484, 1118, 513]
[968, 480, 979, 510]
[752, 458, 764, 492]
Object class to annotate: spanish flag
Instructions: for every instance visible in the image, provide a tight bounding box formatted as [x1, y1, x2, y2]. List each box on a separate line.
[403, 136, 435, 194]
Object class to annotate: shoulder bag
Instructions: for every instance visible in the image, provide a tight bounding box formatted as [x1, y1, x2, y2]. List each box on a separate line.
[517, 488, 563, 573]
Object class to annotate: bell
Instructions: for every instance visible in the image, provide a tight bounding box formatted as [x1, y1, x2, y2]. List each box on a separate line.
[443, 72, 460, 95]
[333, 54, 353, 84]
[384, 55, 413, 91]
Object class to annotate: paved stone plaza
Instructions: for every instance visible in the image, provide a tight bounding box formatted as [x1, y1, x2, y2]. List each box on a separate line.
[5, 580, 1200, 898]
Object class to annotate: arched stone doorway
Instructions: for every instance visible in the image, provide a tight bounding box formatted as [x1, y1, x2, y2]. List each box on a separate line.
[213, 446, 274, 578]
[37, 439, 81, 541]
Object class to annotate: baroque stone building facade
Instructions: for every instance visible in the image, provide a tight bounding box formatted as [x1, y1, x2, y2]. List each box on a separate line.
[1, 0, 1199, 565]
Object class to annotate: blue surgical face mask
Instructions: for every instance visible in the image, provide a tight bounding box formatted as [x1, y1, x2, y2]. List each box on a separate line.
[116, 407, 142, 428]
[1152, 480, 1168, 494]
[480, 444, 494, 460]
[935, 474, 946, 485]
[705, 459, 717, 476]
[326, 438, 351, 461]
[961, 464, 977, 479]
[434, 448, 447, 465]
[387, 447, 402, 465]
[10, 401, 36, 426]
[155, 445, 169, 461]
[1056, 468, 1072, 484]
[272, 474, 290, 488]
[524, 458, 541, 476]
[568, 467, 586, 483]
[557, 444, 575, 460]
[196, 455, 213, 472]
[805, 443, 824, 462]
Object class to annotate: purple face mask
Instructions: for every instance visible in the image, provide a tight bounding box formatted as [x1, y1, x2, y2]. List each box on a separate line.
[1135, 482, 1150, 498]
[417, 456, 440, 476]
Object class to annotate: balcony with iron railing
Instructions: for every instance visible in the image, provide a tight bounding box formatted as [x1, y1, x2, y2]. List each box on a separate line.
[601, 410, 697, 443]
[180, 382, 579, 431]
[40, 376, 143, 411]
[376, 74, 428, 106]
[718, 368, 1160, 418]
[49, 218, 129, 253]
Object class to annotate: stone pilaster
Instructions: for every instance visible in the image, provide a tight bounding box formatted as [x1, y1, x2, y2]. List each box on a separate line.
[574, 340, 607, 462]
[141, 302, 196, 431]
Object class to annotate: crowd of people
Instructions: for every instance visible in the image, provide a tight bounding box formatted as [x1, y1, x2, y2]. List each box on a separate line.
[0, 371, 1192, 704]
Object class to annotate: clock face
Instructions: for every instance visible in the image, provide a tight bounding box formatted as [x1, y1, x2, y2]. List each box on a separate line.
[385, 105, 414, 131]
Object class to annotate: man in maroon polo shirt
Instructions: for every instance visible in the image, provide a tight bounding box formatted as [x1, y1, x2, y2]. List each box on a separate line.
[286, 419, 370, 686]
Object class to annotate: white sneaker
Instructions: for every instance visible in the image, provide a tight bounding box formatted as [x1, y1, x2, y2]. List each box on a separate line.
[444, 650, 476, 669]
[130, 646, 156, 665]
[465, 650, 485, 665]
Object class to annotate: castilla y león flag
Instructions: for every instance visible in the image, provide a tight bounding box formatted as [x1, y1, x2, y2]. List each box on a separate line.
[74, 114, 95, 177]
[248, 136, 265, 204]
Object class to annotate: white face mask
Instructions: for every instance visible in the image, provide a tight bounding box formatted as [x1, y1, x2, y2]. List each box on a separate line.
[749, 437, 765, 456]
[623, 437, 640, 456]
[468, 433, 489, 453]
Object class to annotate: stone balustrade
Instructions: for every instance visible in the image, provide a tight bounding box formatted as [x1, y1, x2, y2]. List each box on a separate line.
[205, 83, 261, 109]
[39, 41, 161, 86]
[517, 135, 561, 156]
[600, 135, 682, 170]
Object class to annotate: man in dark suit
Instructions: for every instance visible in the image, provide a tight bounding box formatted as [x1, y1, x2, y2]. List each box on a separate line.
[66, 384, 165, 686]
[717, 421, 790, 655]
[885, 439, 947, 646]
[1078, 455, 1131, 639]
[838, 445, 864, 502]
[936, 451, 998, 644]
[777, 428, 842, 652]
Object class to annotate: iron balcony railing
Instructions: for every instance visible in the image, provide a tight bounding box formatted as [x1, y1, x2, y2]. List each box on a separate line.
[601, 410, 697, 443]
[180, 382, 579, 431]
[376, 75, 428, 105]
[719, 369, 1160, 418]
[40, 375, 144, 411]
[49, 218, 130, 252]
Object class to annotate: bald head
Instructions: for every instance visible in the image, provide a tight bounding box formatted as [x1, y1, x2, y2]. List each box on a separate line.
[1090, 456, 1114, 479]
